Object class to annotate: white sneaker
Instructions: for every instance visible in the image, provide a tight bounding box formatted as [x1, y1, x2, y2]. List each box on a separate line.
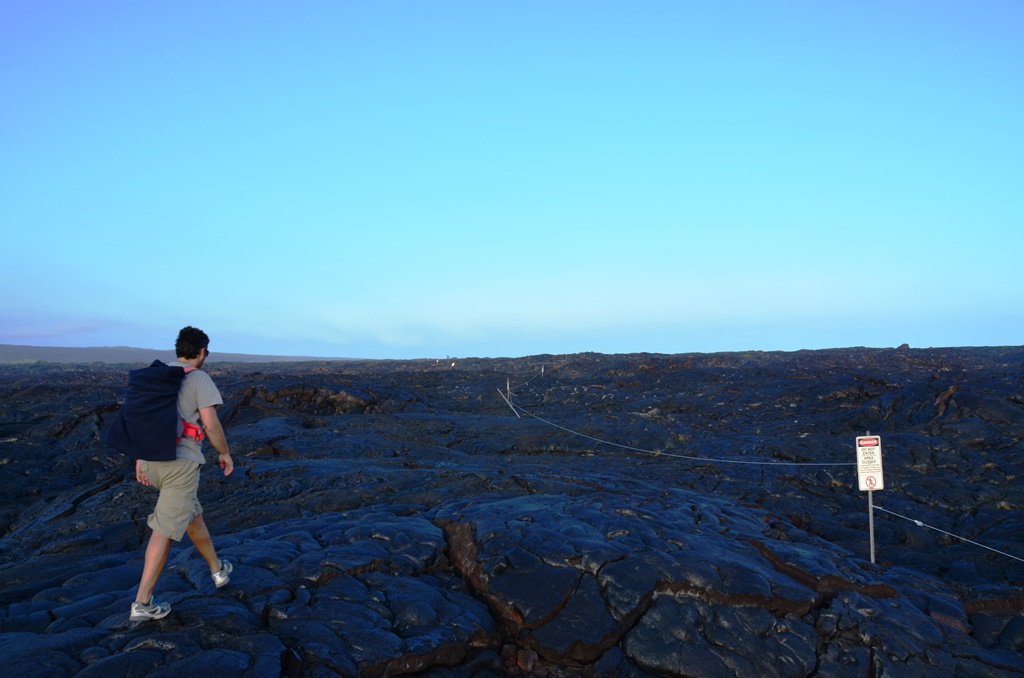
[130, 596, 171, 621]
[212, 558, 233, 588]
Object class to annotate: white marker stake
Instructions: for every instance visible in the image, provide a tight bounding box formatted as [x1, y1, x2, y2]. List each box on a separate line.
[856, 433, 884, 563]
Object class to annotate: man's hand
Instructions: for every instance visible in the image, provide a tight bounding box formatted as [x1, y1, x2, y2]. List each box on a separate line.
[219, 451, 234, 476]
[135, 459, 152, 487]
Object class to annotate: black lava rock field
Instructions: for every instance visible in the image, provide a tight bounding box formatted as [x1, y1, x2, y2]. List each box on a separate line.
[0, 346, 1022, 676]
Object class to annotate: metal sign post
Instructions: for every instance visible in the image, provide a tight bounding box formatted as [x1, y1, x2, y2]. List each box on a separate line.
[868, 489, 875, 565]
[856, 432, 884, 563]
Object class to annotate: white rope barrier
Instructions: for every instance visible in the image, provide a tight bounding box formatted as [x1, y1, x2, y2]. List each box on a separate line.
[874, 505, 1024, 564]
[498, 377, 1023, 565]
[498, 388, 856, 467]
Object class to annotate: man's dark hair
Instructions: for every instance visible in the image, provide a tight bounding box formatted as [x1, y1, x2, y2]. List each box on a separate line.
[175, 326, 210, 359]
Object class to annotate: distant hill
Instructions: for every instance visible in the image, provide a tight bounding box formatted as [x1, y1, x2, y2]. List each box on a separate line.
[0, 344, 351, 364]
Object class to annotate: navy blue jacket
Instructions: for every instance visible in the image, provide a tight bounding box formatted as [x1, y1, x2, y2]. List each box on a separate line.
[105, 360, 188, 461]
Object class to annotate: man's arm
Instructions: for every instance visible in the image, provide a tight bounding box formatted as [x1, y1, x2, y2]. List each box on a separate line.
[199, 405, 234, 476]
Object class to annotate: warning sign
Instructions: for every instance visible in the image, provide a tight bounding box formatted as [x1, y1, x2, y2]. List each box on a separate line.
[856, 435, 884, 491]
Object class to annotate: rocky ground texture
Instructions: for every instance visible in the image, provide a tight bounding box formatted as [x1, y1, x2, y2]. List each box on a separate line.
[0, 346, 1022, 676]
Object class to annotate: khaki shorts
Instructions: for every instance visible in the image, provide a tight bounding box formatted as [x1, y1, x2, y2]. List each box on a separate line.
[141, 459, 203, 541]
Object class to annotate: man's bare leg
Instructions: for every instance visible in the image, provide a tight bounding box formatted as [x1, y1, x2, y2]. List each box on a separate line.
[136, 530, 172, 604]
[186, 513, 223, 573]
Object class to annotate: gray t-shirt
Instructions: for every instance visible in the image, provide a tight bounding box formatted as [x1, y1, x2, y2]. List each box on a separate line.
[172, 360, 224, 464]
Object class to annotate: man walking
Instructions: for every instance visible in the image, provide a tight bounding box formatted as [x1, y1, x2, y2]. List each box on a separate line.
[128, 326, 235, 621]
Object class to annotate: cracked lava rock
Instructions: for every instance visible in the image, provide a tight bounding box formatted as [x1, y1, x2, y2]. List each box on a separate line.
[0, 347, 1023, 676]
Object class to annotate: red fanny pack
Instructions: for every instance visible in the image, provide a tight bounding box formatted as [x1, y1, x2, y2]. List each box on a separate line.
[178, 420, 206, 443]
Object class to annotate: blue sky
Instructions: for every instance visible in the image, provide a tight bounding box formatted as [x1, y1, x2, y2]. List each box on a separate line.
[2, 2, 1021, 359]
